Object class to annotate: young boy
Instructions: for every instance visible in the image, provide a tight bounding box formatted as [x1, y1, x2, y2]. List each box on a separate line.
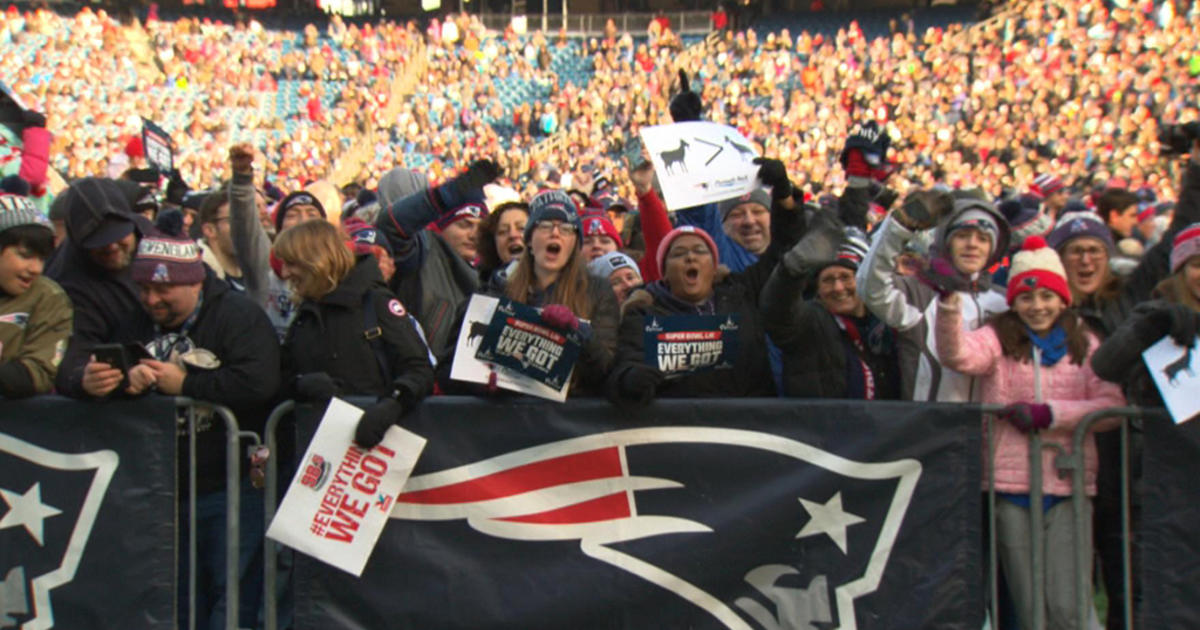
[0, 193, 71, 397]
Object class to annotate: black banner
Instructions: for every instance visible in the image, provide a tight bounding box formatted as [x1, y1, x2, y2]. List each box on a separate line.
[292, 398, 983, 630]
[1141, 415, 1200, 629]
[141, 118, 174, 175]
[0, 396, 177, 630]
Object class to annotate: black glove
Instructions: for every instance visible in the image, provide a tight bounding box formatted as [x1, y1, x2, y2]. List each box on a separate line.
[1131, 301, 1199, 349]
[355, 398, 405, 448]
[892, 189, 955, 231]
[619, 363, 664, 407]
[668, 70, 703, 123]
[435, 159, 502, 210]
[917, 256, 971, 298]
[753, 157, 792, 201]
[839, 121, 891, 168]
[21, 109, 46, 129]
[295, 372, 339, 403]
[165, 169, 190, 206]
[782, 211, 842, 275]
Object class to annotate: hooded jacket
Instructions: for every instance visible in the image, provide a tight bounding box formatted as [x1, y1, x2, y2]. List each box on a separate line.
[0, 276, 72, 397]
[856, 200, 1011, 402]
[374, 167, 480, 360]
[45, 181, 149, 398]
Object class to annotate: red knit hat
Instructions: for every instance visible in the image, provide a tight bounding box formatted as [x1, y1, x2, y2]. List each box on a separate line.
[656, 226, 719, 276]
[1006, 236, 1071, 306]
[580, 213, 623, 249]
[1170, 223, 1200, 274]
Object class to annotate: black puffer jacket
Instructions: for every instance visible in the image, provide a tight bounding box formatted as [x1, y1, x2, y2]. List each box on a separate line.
[282, 256, 435, 406]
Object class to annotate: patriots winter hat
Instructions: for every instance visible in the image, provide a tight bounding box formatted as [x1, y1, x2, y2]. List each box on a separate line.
[1031, 173, 1064, 198]
[0, 193, 51, 235]
[435, 202, 488, 231]
[273, 191, 326, 233]
[1047, 211, 1115, 254]
[131, 234, 205, 285]
[1007, 236, 1071, 306]
[718, 189, 772, 222]
[587, 251, 641, 282]
[581, 213, 623, 248]
[1170, 223, 1200, 274]
[657, 226, 719, 276]
[525, 190, 581, 245]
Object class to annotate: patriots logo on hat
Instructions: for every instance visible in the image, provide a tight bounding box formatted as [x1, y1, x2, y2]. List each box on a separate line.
[0, 433, 118, 630]
[588, 218, 603, 235]
[1069, 219, 1088, 233]
[1022, 276, 1038, 288]
[150, 263, 170, 284]
[392, 428, 920, 629]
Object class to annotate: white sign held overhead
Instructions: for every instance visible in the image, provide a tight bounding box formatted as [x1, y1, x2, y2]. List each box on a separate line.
[639, 122, 763, 211]
[266, 398, 427, 576]
[1142, 335, 1200, 424]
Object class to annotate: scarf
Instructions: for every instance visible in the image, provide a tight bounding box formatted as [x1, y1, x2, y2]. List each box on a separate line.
[646, 280, 715, 315]
[1027, 324, 1067, 367]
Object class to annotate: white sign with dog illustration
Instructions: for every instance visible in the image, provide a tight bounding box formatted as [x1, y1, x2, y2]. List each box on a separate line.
[1143, 335, 1200, 424]
[639, 122, 762, 210]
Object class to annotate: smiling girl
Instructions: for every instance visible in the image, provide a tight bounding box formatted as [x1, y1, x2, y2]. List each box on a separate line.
[935, 235, 1125, 629]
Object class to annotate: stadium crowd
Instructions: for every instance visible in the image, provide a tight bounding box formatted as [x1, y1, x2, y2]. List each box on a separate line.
[2, 0, 1200, 628]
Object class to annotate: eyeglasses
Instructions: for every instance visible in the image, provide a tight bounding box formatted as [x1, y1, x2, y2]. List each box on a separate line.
[1062, 245, 1107, 261]
[533, 220, 578, 235]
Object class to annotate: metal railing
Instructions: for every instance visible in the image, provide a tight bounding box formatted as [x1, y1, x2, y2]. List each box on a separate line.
[175, 397, 263, 630]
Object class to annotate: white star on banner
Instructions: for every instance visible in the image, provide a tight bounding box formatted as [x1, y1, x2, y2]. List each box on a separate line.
[0, 482, 62, 546]
[795, 491, 865, 554]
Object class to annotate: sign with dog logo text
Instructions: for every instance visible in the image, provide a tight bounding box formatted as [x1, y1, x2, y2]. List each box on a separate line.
[266, 398, 426, 576]
[474, 298, 583, 394]
[1143, 335, 1200, 424]
[639, 122, 762, 211]
[644, 314, 740, 378]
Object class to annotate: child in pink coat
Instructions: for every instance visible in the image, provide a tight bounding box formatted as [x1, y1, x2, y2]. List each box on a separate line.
[935, 236, 1125, 630]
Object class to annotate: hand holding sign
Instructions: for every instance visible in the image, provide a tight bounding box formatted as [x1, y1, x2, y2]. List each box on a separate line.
[640, 122, 761, 211]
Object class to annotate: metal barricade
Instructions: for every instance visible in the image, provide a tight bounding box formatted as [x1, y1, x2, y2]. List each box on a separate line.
[175, 397, 263, 630]
[262, 400, 297, 630]
[983, 404, 1166, 630]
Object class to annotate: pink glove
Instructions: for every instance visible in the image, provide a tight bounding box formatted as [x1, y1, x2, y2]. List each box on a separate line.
[541, 304, 579, 331]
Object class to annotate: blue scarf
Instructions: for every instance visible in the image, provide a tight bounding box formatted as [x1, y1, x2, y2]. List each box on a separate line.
[1027, 324, 1067, 367]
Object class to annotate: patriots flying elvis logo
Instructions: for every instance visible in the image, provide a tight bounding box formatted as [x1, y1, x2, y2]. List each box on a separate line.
[390, 428, 921, 630]
[0, 433, 117, 630]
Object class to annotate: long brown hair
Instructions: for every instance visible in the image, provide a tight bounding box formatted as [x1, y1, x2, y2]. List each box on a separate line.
[988, 310, 1091, 366]
[273, 220, 355, 301]
[1155, 273, 1200, 313]
[477, 203, 527, 274]
[504, 245, 595, 317]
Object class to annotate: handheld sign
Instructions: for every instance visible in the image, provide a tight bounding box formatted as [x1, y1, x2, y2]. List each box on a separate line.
[1142, 335, 1200, 424]
[644, 313, 740, 378]
[266, 398, 427, 576]
[639, 121, 761, 211]
[141, 118, 174, 175]
[474, 298, 583, 393]
[449, 294, 573, 402]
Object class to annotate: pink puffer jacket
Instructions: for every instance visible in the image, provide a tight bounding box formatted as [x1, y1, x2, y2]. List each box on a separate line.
[935, 299, 1126, 496]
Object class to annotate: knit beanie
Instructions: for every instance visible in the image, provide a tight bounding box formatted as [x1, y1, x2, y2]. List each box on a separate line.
[1170, 223, 1200, 274]
[580, 213, 623, 248]
[656, 226, 719, 276]
[434, 201, 488, 232]
[273, 191, 326, 233]
[718, 188, 772, 222]
[1031, 173, 1064, 198]
[1006, 236, 1071, 306]
[826, 227, 871, 273]
[587, 251, 641, 282]
[1046, 210, 1116, 254]
[0, 193, 51, 235]
[525, 190, 581, 245]
[130, 234, 206, 285]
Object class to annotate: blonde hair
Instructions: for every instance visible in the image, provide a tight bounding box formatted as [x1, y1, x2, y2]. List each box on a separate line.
[505, 245, 594, 317]
[273, 220, 355, 301]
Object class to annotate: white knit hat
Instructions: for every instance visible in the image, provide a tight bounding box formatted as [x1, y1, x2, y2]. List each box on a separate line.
[0, 194, 51, 234]
[1006, 235, 1071, 306]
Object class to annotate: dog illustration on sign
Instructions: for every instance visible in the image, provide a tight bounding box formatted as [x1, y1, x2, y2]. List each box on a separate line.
[658, 139, 690, 175]
[725, 136, 755, 161]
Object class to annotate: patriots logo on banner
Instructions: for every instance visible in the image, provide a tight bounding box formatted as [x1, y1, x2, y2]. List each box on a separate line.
[0, 433, 117, 630]
[391, 428, 920, 630]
